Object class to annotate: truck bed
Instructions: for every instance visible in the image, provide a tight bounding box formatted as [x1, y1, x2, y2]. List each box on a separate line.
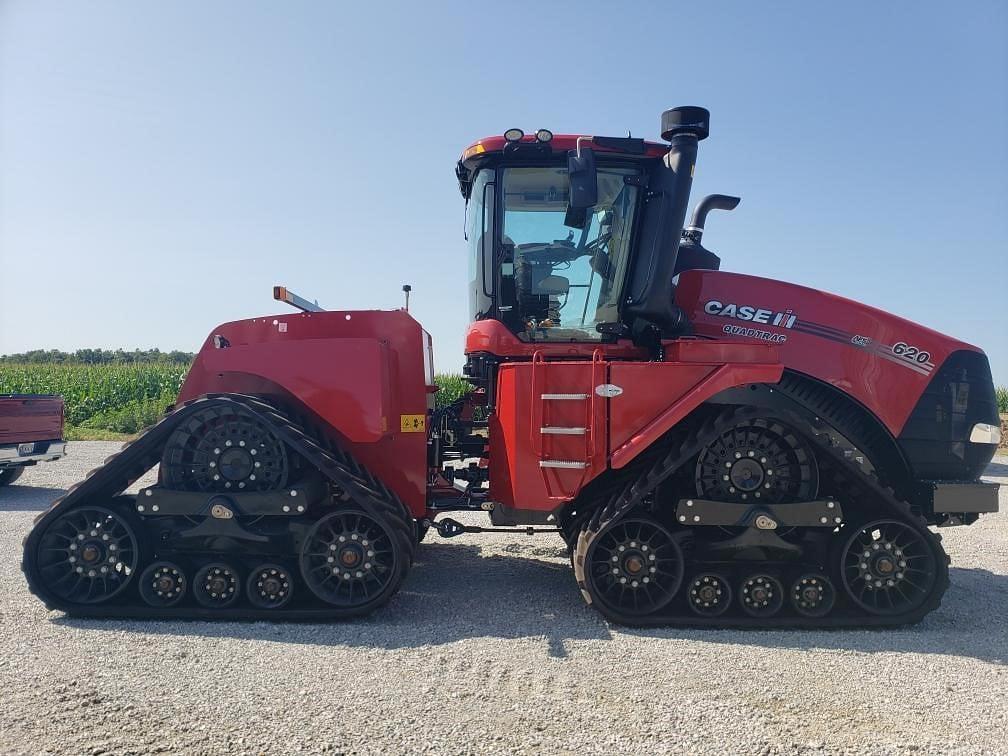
[0, 395, 65, 444]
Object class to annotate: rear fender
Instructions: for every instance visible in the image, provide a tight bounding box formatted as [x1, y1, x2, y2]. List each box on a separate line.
[176, 310, 431, 516]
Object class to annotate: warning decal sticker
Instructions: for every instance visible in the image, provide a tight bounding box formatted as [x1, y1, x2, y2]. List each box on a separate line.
[400, 414, 426, 433]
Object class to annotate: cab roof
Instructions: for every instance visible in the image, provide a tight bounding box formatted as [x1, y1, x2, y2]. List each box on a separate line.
[460, 133, 669, 161]
[456, 133, 669, 198]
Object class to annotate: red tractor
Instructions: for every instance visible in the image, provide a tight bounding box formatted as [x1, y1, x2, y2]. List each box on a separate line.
[23, 107, 1001, 626]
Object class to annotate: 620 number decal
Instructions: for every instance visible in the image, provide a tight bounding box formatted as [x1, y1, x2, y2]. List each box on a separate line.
[892, 342, 931, 364]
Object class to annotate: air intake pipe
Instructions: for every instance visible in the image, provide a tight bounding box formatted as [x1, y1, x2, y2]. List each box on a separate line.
[624, 106, 710, 336]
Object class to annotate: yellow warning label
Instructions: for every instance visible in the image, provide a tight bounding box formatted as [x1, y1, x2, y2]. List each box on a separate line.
[400, 414, 426, 433]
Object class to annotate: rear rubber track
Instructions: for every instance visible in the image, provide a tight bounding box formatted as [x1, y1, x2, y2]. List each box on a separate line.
[21, 393, 415, 621]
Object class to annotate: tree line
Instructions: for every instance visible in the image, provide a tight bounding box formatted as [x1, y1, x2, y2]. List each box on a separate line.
[0, 348, 195, 365]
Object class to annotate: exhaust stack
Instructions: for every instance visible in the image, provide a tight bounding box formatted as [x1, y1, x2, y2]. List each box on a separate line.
[685, 194, 741, 245]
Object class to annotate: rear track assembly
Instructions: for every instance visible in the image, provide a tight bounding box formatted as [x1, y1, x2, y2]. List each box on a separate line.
[572, 404, 950, 628]
[22, 394, 415, 621]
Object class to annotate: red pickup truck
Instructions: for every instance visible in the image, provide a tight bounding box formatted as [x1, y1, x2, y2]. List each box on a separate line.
[0, 395, 67, 486]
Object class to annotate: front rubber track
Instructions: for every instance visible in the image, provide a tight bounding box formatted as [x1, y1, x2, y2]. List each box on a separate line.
[21, 393, 416, 620]
[573, 403, 950, 629]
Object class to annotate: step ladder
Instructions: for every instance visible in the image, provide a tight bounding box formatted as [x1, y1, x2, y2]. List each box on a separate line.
[530, 350, 606, 499]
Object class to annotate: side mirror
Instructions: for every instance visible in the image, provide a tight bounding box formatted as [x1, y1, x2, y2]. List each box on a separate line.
[565, 148, 597, 228]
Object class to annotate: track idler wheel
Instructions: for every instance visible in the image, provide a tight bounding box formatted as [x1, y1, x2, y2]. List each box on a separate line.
[299, 509, 405, 616]
[194, 563, 241, 608]
[578, 516, 685, 619]
[739, 574, 784, 617]
[33, 505, 140, 604]
[839, 519, 938, 616]
[686, 573, 732, 617]
[247, 564, 294, 609]
[789, 573, 835, 617]
[139, 562, 187, 607]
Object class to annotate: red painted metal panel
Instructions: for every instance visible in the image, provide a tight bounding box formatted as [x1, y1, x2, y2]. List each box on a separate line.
[491, 362, 602, 510]
[490, 349, 783, 512]
[608, 362, 782, 469]
[178, 309, 429, 516]
[674, 270, 981, 436]
[0, 396, 64, 444]
[607, 363, 716, 453]
[198, 339, 390, 443]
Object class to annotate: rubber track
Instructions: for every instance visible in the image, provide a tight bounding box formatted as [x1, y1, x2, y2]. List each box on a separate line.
[22, 393, 415, 620]
[572, 404, 950, 628]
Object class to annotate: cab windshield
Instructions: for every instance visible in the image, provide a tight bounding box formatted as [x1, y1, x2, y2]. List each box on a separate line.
[500, 165, 640, 341]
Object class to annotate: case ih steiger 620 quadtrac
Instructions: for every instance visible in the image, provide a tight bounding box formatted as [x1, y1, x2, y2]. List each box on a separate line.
[23, 107, 1001, 627]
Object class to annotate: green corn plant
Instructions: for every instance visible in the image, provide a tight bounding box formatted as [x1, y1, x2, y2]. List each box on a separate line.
[0, 361, 480, 433]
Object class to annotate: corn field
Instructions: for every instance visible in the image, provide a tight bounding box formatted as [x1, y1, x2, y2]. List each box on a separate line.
[0, 362, 474, 435]
[0, 363, 188, 433]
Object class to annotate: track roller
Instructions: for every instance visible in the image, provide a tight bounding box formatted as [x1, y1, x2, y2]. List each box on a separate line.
[739, 574, 784, 617]
[789, 573, 835, 617]
[194, 563, 241, 608]
[247, 564, 294, 609]
[139, 562, 187, 607]
[686, 573, 732, 617]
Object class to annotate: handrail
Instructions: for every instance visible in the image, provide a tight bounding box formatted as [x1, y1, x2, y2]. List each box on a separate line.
[530, 351, 545, 457]
[587, 349, 605, 462]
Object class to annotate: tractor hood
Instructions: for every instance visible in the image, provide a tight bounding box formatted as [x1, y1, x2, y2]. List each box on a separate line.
[674, 269, 992, 440]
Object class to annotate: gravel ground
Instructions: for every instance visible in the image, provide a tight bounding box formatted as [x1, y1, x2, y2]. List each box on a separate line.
[1, 444, 1006, 756]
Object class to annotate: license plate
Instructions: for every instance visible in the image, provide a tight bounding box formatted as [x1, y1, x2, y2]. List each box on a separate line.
[17, 442, 36, 456]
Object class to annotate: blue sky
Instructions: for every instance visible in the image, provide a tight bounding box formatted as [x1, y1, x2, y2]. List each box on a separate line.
[1, 1, 1005, 379]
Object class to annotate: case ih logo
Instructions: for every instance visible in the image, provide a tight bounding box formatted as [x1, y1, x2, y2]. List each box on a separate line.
[703, 300, 797, 329]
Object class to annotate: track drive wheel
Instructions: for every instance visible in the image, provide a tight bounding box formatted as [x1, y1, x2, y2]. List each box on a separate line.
[695, 419, 818, 504]
[160, 404, 289, 493]
[299, 508, 407, 617]
[575, 515, 685, 621]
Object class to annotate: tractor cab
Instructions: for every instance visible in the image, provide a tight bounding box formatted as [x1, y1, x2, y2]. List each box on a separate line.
[456, 107, 724, 351]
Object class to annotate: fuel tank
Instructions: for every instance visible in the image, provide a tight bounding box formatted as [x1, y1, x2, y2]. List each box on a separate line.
[674, 269, 999, 480]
